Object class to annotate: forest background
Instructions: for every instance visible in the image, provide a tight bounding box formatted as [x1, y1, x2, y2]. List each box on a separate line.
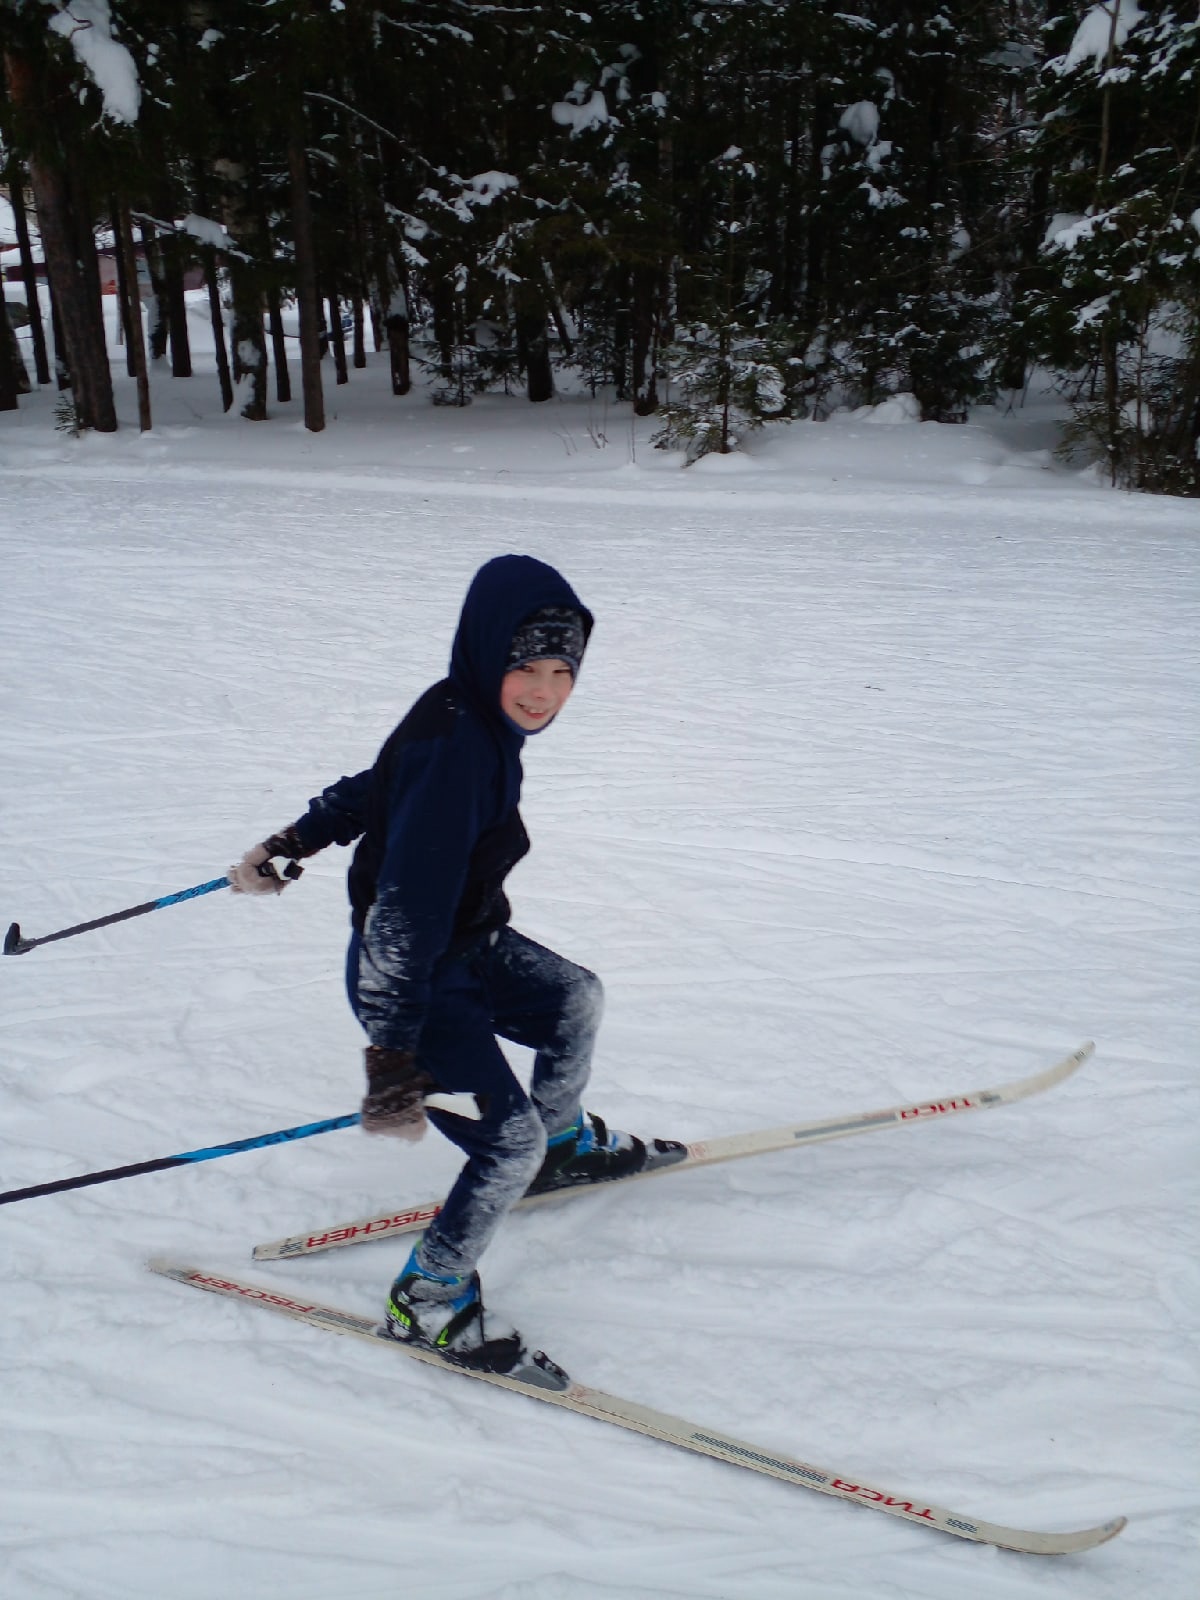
[1, 0, 1198, 495]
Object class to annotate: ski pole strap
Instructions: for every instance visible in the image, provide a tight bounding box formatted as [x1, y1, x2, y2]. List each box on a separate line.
[0, 1112, 362, 1205]
[256, 859, 305, 890]
[4, 876, 232, 956]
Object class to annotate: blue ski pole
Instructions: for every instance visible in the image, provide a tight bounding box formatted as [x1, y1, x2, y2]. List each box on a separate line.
[0, 1112, 363, 1204]
[0, 1092, 479, 1205]
[3, 870, 296, 956]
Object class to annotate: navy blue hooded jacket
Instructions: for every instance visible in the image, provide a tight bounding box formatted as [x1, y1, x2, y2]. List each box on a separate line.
[290, 556, 593, 1050]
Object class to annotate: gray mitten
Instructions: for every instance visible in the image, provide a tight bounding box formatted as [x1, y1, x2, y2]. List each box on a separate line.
[229, 827, 308, 895]
[361, 1046, 438, 1141]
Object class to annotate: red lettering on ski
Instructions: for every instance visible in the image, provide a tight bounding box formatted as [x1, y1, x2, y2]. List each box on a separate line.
[899, 1097, 975, 1121]
[307, 1202, 442, 1249]
[192, 1273, 318, 1314]
[831, 1479, 937, 1520]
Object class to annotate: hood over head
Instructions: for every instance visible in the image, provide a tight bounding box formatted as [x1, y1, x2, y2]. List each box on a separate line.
[449, 555, 593, 733]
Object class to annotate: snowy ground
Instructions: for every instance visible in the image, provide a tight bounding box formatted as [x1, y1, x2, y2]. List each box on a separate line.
[2, 315, 1198, 1599]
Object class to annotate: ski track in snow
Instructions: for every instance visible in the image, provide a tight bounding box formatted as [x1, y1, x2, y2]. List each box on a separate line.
[1, 349, 1198, 1599]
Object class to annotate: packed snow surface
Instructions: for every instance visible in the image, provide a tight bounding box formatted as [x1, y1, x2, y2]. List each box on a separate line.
[1, 313, 1197, 1599]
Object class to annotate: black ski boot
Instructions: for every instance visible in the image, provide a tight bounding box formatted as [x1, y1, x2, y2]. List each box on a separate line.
[384, 1249, 568, 1391]
[527, 1111, 686, 1196]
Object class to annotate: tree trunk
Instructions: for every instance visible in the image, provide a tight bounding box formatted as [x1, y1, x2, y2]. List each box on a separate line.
[228, 265, 268, 419]
[328, 288, 349, 385]
[164, 239, 193, 376]
[5, 48, 116, 431]
[27, 157, 115, 429]
[631, 265, 660, 415]
[8, 171, 51, 385]
[117, 198, 152, 431]
[517, 309, 553, 403]
[191, 160, 234, 411]
[153, 185, 193, 377]
[203, 245, 233, 412]
[542, 261, 574, 358]
[112, 201, 137, 376]
[139, 219, 171, 362]
[385, 294, 411, 395]
[352, 295, 366, 369]
[267, 290, 291, 403]
[214, 157, 268, 420]
[383, 255, 411, 396]
[431, 277, 455, 379]
[0, 299, 29, 408]
[286, 115, 324, 431]
[49, 289, 70, 388]
[719, 321, 732, 453]
[1102, 324, 1120, 488]
[68, 157, 110, 361]
[612, 270, 631, 399]
[202, 17, 265, 419]
[343, 97, 371, 371]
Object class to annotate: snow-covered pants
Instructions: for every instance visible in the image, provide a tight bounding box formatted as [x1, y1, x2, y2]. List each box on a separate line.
[347, 926, 603, 1280]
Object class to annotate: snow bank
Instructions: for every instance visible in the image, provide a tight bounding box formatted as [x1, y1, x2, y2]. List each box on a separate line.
[851, 392, 923, 424]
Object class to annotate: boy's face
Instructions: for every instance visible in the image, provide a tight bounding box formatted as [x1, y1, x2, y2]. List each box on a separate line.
[500, 658, 575, 732]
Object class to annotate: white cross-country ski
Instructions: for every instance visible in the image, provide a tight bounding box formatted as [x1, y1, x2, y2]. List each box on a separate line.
[252, 1041, 1094, 1261]
[148, 1259, 1125, 1556]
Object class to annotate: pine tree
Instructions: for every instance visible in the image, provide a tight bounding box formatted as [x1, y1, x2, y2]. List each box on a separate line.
[1017, 2, 1200, 492]
[2, 4, 123, 431]
[654, 147, 791, 460]
[798, 3, 1013, 418]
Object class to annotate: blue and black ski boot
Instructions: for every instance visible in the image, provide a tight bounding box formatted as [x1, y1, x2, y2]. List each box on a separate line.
[384, 1248, 567, 1390]
[527, 1111, 685, 1195]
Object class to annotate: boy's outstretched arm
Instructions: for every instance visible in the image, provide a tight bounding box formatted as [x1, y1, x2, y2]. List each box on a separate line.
[229, 769, 372, 894]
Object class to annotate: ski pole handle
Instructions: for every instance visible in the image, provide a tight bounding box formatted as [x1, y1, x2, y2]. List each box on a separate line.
[4, 875, 233, 956]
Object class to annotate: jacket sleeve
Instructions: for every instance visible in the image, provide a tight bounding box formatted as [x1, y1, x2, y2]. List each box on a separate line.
[354, 730, 493, 1050]
[289, 770, 372, 854]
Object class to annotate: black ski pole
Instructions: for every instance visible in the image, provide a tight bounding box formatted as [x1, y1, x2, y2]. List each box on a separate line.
[0, 1111, 362, 1204]
[2, 871, 285, 956]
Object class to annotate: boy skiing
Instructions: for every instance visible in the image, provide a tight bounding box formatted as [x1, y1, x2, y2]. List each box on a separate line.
[231, 555, 681, 1383]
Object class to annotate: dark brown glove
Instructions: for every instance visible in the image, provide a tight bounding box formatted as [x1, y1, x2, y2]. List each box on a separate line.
[361, 1046, 438, 1140]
